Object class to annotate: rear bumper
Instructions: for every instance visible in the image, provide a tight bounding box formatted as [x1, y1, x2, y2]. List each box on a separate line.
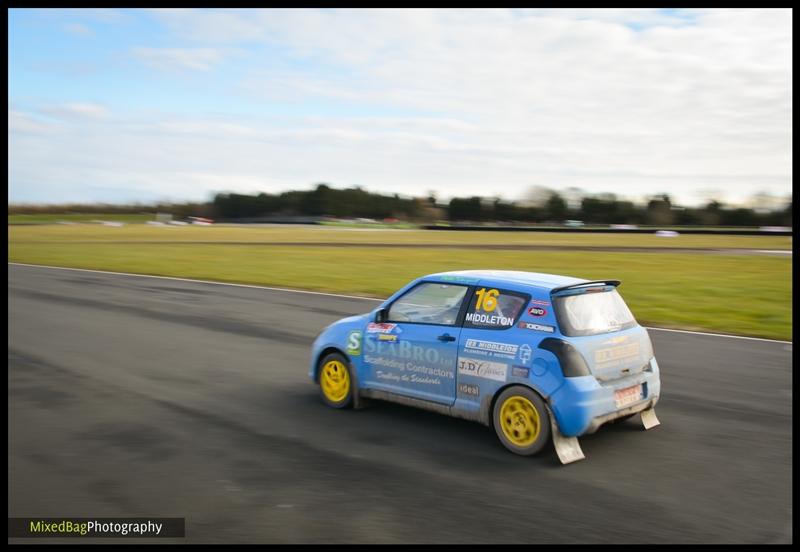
[549, 357, 661, 437]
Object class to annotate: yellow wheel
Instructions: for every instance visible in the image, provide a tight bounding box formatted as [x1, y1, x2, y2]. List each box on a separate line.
[492, 387, 551, 456]
[318, 353, 354, 408]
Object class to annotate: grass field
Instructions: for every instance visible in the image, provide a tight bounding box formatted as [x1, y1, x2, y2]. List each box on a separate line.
[8, 226, 792, 340]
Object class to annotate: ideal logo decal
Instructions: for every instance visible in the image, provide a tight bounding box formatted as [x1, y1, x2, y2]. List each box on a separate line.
[527, 306, 547, 317]
[346, 331, 362, 356]
[458, 383, 480, 397]
[457, 357, 507, 382]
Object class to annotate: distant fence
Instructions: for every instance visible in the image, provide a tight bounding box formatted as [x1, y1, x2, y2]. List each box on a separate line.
[421, 225, 793, 236]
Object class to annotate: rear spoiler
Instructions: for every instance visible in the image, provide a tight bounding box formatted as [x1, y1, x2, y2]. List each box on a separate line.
[551, 280, 621, 295]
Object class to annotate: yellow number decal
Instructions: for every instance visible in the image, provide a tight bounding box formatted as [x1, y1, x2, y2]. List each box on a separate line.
[475, 288, 499, 312]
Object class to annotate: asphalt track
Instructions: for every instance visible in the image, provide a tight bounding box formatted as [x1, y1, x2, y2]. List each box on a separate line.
[8, 264, 793, 543]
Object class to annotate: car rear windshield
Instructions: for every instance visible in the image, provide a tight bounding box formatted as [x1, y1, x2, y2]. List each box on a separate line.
[553, 288, 637, 337]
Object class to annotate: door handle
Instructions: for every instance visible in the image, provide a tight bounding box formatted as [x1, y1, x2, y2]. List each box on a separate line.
[437, 333, 456, 342]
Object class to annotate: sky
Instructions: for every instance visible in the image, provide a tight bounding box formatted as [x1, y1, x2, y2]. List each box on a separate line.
[8, 8, 793, 207]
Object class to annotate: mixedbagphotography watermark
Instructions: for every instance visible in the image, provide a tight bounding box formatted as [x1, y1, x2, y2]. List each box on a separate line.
[8, 518, 185, 538]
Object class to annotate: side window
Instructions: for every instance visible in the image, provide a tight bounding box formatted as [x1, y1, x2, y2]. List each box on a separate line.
[387, 282, 469, 326]
[464, 287, 528, 330]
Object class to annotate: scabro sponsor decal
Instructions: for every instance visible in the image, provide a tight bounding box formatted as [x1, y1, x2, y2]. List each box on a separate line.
[518, 321, 555, 333]
[364, 338, 455, 387]
[464, 338, 518, 359]
[511, 365, 530, 378]
[527, 306, 547, 317]
[366, 322, 400, 334]
[458, 383, 480, 397]
[457, 357, 508, 382]
[346, 330, 362, 355]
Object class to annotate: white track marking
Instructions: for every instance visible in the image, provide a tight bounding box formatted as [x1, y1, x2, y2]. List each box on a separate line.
[9, 262, 792, 344]
[643, 326, 791, 344]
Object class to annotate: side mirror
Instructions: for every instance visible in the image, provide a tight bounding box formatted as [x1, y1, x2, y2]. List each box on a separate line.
[375, 308, 389, 323]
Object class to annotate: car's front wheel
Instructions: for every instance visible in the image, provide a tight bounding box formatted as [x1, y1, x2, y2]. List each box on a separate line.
[492, 386, 551, 456]
[318, 352, 354, 409]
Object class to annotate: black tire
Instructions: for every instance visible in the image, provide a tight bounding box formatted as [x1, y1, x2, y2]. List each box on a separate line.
[317, 352, 355, 409]
[492, 386, 551, 456]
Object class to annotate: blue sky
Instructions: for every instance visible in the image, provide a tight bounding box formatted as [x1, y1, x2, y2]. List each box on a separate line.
[8, 8, 793, 207]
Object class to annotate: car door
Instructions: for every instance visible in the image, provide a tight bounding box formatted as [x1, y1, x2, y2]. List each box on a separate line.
[455, 286, 531, 406]
[361, 281, 470, 405]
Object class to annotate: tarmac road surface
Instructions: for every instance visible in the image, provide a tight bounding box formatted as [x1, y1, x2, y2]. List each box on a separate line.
[8, 264, 793, 543]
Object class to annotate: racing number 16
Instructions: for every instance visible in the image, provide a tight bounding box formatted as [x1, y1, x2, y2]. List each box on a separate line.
[475, 288, 499, 312]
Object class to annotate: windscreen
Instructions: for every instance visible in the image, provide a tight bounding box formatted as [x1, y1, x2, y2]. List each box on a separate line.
[553, 288, 637, 337]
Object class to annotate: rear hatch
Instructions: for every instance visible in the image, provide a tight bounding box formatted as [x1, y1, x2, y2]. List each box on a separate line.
[551, 282, 653, 382]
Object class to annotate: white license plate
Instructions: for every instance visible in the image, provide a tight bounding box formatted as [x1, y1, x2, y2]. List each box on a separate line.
[614, 384, 643, 408]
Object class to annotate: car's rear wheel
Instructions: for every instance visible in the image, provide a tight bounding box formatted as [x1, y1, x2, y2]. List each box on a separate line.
[318, 352, 354, 409]
[493, 386, 551, 456]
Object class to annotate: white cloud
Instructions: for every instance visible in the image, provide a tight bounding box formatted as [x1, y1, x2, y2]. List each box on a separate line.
[8, 111, 55, 134]
[41, 102, 109, 121]
[132, 47, 230, 71]
[63, 23, 93, 36]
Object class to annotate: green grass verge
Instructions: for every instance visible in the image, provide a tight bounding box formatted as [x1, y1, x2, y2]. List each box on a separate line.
[9, 238, 792, 340]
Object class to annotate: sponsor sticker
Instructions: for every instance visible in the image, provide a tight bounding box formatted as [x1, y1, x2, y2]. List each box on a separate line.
[366, 323, 400, 334]
[458, 383, 480, 397]
[346, 330, 362, 356]
[465, 312, 514, 327]
[511, 365, 530, 378]
[464, 339, 518, 359]
[518, 321, 555, 333]
[518, 344, 532, 364]
[439, 275, 480, 284]
[530, 299, 550, 306]
[457, 357, 508, 382]
[595, 343, 640, 363]
[527, 306, 547, 317]
[377, 334, 398, 342]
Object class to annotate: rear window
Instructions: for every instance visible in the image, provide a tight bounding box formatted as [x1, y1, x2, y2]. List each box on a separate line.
[553, 288, 637, 336]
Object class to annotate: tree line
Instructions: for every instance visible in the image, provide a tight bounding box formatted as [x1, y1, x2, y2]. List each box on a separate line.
[9, 184, 793, 227]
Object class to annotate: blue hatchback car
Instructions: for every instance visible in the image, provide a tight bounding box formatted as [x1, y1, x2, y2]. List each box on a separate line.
[310, 270, 661, 464]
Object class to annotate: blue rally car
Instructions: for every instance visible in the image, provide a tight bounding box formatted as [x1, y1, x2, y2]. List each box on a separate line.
[310, 270, 661, 464]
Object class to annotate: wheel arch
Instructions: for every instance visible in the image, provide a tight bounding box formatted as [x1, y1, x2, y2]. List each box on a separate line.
[313, 346, 350, 383]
